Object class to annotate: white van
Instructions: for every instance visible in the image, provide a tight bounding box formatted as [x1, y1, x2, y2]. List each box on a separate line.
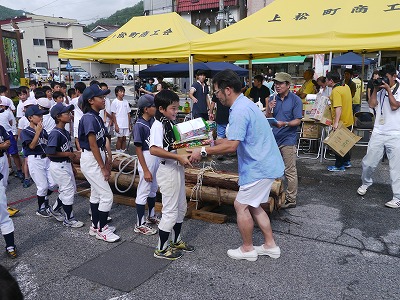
[60, 67, 91, 81]
[24, 67, 48, 81]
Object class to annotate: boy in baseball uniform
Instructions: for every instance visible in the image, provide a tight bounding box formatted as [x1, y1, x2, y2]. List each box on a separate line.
[20, 105, 61, 220]
[133, 95, 159, 235]
[79, 84, 119, 242]
[149, 90, 195, 260]
[111, 86, 131, 152]
[0, 124, 17, 258]
[46, 103, 83, 228]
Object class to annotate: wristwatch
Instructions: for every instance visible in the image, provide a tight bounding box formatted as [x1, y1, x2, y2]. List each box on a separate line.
[284, 122, 289, 127]
[200, 146, 207, 158]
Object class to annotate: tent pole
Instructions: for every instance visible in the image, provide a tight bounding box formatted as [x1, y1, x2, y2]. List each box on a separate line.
[189, 55, 194, 118]
[248, 56, 253, 89]
[328, 51, 333, 72]
[361, 53, 365, 101]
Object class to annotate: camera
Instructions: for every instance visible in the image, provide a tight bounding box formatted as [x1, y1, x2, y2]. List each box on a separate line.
[373, 76, 390, 86]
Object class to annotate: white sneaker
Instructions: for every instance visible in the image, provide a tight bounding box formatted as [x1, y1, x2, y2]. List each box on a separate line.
[227, 247, 258, 262]
[89, 224, 116, 236]
[357, 185, 369, 196]
[96, 227, 120, 242]
[253, 245, 281, 259]
[385, 198, 400, 209]
[134, 224, 157, 235]
[46, 207, 64, 222]
[63, 218, 84, 228]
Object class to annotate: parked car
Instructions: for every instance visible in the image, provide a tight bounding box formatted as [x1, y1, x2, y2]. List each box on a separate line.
[24, 67, 49, 82]
[61, 67, 91, 81]
[114, 68, 135, 80]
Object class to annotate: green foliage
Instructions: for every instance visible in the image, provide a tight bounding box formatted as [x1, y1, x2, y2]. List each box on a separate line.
[0, 5, 27, 20]
[84, 1, 144, 32]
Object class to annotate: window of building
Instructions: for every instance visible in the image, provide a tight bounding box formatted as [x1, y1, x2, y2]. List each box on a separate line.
[36, 62, 48, 69]
[59, 40, 73, 49]
[46, 39, 53, 49]
[33, 38, 45, 46]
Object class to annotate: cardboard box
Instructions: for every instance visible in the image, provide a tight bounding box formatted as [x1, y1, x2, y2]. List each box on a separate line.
[302, 121, 322, 138]
[176, 145, 210, 156]
[310, 95, 332, 126]
[323, 122, 362, 157]
[302, 104, 314, 120]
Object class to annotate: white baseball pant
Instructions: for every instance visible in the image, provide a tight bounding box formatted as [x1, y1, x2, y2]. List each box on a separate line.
[0, 181, 14, 235]
[0, 154, 8, 188]
[136, 151, 159, 205]
[80, 149, 113, 212]
[28, 156, 57, 196]
[49, 161, 76, 205]
[157, 161, 187, 233]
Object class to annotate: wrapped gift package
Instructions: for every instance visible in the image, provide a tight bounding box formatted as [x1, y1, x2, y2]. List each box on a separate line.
[173, 117, 209, 143]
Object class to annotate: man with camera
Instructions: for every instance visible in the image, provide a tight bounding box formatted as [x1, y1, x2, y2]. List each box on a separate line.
[357, 66, 400, 208]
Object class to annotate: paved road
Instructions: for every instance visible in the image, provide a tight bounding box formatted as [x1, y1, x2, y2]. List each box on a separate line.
[1, 139, 400, 299]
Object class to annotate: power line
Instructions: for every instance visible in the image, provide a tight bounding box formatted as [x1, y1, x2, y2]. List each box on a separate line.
[30, 0, 61, 12]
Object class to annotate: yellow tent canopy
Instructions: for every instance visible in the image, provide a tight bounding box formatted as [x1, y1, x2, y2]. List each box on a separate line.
[58, 12, 207, 64]
[192, 0, 400, 61]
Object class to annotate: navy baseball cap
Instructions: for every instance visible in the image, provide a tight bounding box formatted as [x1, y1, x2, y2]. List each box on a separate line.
[138, 94, 155, 109]
[50, 103, 74, 120]
[82, 84, 110, 102]
[25, 105, 49, 118]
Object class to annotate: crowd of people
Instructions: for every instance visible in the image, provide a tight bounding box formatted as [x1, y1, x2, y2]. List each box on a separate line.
[0, 65, 399, 264]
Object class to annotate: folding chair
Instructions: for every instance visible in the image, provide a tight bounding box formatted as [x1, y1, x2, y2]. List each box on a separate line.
[296, 121, 324, 159]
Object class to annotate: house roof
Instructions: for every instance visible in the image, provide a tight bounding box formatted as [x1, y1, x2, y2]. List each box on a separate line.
[176, 0, 238, 12]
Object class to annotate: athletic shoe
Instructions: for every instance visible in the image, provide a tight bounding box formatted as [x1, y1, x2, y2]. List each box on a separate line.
[46, 206, 64, 222]
[6, 246, 17, 259]
[15, 170, 24, 181]
[23, 178, 32, 188]
[170, 240, 195, 252]
[146, 215, 161, 225]
[36, 208, 51, 218]
[343, 161, 352, 168]
[7, 207, 20, 217]
[227, 247, 258, 262]
[89, 224, 116, 236]
[253, 245, 281, 259]
[154, 247, 183, 260]
[327, 165, 345, 172]
[63, 218, 84, 228]
[357, 185, 369, 196]
[95, 227, 120, 242]
[134, 224, 157, 235]
[280, 200, 297, 209]
[9, 168, 14, 176]
[385, 198, 400, 209]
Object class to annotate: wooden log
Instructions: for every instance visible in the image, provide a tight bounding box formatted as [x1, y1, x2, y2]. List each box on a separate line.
[75, 167, 282, 207]
[191, 210, 227, 224]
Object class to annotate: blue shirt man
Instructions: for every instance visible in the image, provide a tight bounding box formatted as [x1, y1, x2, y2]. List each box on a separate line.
[189, 69, 283, 262]
[267, 72, 302, 209]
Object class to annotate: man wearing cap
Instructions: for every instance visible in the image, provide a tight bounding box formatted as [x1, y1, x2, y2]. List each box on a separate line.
[189, 70, 211, 120]
[267, 72, 303, 209]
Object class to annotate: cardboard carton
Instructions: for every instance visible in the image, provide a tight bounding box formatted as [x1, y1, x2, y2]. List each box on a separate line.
[302, 121, 322, 138]
[176, 145, 210, 156]
[302, 104, 314, 120]
[323, 122, 362, 157]
[310, 95, 332, 126]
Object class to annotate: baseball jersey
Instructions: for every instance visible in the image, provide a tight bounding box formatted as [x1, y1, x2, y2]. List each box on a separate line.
[46, 127, 73, 162]
[20, 126, 48, 156]
[111, 98, 130, 128]
[0, 125, 9, 181]
[78, 109, 108, 150]
[133, 116, 154, 151]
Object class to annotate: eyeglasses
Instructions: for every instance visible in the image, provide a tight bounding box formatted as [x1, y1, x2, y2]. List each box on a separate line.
[213, 89, 221, 96]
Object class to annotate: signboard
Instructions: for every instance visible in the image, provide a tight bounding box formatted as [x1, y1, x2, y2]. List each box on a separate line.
[66, 61, 73, 70]
[2, 37, 21, 88]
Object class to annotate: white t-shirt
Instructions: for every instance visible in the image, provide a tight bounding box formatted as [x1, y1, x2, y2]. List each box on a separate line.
[149, 119, 177, 163]
[16, 101, 25, 119]
[0, 110, 14, 132]
[42, 113, 56, 135]
[18, 116, 29, 134]
[71, 96, 83, 131]
[373, 86, 400, 135]
[111, 98, 130, 129]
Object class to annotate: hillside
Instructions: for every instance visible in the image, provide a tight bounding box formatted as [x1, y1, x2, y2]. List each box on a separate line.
[84, 1, 144, 32]
[0, 5, 27, 20]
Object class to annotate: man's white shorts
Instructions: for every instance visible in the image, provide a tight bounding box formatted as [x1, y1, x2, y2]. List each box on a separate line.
[115, 128, 130, 137]
[236, 178, 275, 208]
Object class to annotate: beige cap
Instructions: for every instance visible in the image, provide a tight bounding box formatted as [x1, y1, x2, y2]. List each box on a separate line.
[273, 72, 292, 83]
[37, 97, 51, 109]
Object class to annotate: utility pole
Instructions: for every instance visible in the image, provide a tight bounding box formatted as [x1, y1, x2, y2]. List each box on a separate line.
[218, 0, 224, 31]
